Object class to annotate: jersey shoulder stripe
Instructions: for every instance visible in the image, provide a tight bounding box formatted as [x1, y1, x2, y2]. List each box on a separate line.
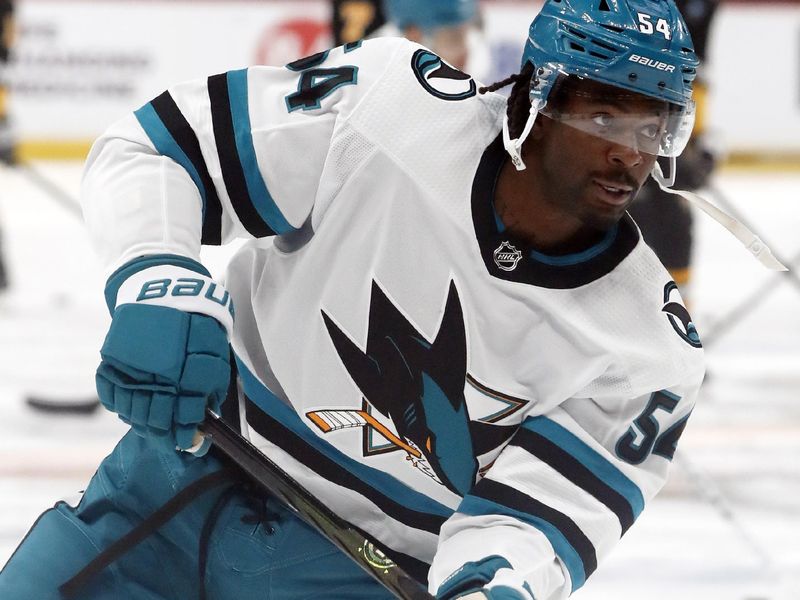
[217, 69, 294, 235]
[208, 71, 278, 237]
[462, 478, 596, 591]
[133, 92, 223, 245]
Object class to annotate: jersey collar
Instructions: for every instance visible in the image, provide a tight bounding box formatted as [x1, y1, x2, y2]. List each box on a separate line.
[471, 135, 640, 289]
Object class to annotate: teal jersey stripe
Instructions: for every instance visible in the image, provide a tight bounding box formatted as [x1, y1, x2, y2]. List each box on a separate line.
[529, 224, 619, 266]
[459, 495, 586, 590]
[522, 417, 645, 519]
[133, 102, 207, 217]
[226, 69, 294, 235]
[235, 356, 453, 519]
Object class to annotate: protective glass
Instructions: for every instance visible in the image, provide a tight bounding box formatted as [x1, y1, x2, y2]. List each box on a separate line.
[539, 100, 696, 158]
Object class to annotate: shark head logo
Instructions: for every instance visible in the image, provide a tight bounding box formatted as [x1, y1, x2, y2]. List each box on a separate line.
[411, 49, 477, 101]
[321, 280, 477, 495]
[662, 281, 702, 348]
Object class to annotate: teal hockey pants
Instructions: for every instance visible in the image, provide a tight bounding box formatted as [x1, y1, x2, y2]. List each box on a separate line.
[0, 429, 394, 599]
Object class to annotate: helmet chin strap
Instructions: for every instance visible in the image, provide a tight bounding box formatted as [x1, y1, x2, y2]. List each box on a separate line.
[651, 161, 787, 271]
[502, 103, 540, 171]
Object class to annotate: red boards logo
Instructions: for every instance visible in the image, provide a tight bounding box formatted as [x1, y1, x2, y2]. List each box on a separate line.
[254, 18, 332, 66]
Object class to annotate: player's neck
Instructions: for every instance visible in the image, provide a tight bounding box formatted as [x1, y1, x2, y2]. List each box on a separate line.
[494, 157, 604, 255]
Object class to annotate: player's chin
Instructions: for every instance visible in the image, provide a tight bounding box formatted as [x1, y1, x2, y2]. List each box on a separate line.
[584, 196, 631, 227]
[579, 204, 628, 234]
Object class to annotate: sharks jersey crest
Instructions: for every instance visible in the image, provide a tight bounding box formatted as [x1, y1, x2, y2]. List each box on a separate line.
[309, 280, 522, 496]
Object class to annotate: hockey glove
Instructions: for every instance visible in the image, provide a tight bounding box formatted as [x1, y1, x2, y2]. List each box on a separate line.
[96, 256, 234, 455]
[436, 554, 530, 600]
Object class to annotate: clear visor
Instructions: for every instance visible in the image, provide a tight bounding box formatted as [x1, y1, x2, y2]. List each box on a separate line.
[539, 100, 696, 158]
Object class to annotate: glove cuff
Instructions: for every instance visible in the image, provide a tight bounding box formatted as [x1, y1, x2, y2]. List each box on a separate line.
[107, 255, 234, 337]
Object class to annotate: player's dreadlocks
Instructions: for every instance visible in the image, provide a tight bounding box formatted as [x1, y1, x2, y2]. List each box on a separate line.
[478, 62, 535, 141]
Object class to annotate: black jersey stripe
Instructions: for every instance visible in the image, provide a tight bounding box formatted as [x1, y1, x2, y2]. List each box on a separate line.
[466, 477, 597, 590]
[136, 92, 223, 245]
[511, 428, 636, 533]
[208, 72, 275, 238]
[244, 396, 448, 536]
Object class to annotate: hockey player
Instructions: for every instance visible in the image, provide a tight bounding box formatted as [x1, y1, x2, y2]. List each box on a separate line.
[627, 0, 720, 300]
[331, 0, 386, 46]
[378, 0, 477, 71]
[0, 1, 709, 599]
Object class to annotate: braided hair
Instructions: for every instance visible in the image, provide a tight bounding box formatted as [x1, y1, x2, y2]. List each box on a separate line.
[478, 62, 535, 140]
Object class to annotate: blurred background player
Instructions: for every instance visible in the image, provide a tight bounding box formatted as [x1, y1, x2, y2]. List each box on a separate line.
[330, 0, 386, 46]
[331, 0, 486, 77]
[378, 0, 477, 72]
[0, 0, 15, 292]
[628, 0, 720, 302]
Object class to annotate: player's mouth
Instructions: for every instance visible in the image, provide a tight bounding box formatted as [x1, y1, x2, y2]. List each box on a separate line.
[593, 179, 635, 207]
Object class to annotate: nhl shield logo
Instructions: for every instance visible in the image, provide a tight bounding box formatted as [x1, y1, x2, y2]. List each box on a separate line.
[493, 241, 522, 271]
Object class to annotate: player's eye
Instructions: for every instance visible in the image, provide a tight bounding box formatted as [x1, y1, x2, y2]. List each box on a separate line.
[638, 123, 662, 141]
[591, 113, 613, 129]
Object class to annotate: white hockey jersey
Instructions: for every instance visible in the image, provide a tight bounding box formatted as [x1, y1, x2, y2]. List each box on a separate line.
[82, 37, 705, 599]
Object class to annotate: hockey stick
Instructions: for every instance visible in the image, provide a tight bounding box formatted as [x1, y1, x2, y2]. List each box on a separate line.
[24, 394, 101, 414]
[10, 162, 104, 413]
[200, 409, 435, 600]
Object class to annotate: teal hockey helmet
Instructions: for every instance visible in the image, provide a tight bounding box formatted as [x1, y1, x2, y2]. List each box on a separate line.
[523, 0, 698, 108]
[382, 0, 477, 32]
[504, 0, 700, 169]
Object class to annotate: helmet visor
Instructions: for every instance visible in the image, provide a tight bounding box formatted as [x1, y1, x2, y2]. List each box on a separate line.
[539, 100, 696, 158]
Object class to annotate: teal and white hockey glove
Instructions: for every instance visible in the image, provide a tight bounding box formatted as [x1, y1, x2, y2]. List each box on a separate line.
[96, 255, 234, 455]
[435, 555, 532, 600]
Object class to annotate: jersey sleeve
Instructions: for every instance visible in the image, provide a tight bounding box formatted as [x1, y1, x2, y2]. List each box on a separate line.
[81, 38, 405, 273]
[429, 373, 702, 600]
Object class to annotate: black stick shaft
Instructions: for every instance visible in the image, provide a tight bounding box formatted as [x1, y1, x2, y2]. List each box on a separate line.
[201, 411, 435, 600]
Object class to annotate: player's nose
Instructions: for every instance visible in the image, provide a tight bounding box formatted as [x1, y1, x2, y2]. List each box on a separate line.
[607, 140, 644, 169]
